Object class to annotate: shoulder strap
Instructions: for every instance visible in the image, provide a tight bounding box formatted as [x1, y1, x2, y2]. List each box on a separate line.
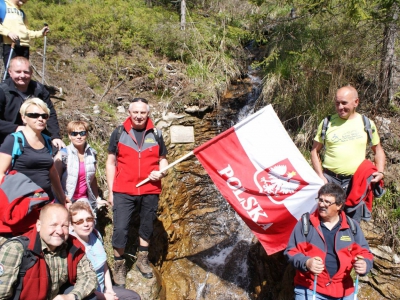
[114, 125, 124, 157]
[10, 132, 24, 169]
[42, 134, 53, 156]
[345, 215, 357, 236]
[301, 212, 310, 237]
[4, 236, 37, 300]
[20, 9, 25, 22]
[361, 115, 373, 146]
[153, 128, 161, 145]
[320, 116, 331, 144]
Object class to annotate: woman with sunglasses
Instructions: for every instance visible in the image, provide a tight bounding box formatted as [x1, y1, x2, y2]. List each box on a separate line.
[0, 98, 68, 234]
[69, 201, 141, 300]
[54, 120, 99, 214]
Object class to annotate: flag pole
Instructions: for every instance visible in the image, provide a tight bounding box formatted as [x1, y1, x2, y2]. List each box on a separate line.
[136, 151, 194, 187]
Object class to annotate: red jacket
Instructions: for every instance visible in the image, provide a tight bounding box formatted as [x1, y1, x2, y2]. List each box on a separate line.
[346, 159, 384, 211]
[16, 228, 85, 300]
[113, 117, 163, 195]
[284, 210, 373, 298]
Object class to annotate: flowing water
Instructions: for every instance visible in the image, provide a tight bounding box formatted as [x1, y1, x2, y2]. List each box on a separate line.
[191, 67, 264, 298]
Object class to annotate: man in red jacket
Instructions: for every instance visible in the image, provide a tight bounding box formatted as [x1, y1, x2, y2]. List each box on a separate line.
[0, 203, 97, 300]
[106, 98, 168, 284]
[284, 183, 373, 299]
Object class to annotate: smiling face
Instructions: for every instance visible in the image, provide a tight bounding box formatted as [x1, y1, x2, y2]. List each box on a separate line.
[334, 86, 359, 120]
[129, 101, 149, 130]
[8, 58, 32, 92]
[37, 205, 69, 252]
[70, 209, 95, 241]
[21, 104, 48, 132]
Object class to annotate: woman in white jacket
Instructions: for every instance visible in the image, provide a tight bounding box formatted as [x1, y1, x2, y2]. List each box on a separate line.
[54, 120, 99, 213]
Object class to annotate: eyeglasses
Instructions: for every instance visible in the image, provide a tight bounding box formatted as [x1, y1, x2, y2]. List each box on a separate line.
[315, 198, 336, 206]
[131, 98, 148, 104]
[25, 113, 49, 120]
[72, 217, 95, 225]
[70, 131, 87, 137]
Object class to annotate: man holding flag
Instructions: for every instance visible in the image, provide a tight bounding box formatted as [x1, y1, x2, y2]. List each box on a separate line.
[284, 183, 373, 299]
[106, 98, 168, 283]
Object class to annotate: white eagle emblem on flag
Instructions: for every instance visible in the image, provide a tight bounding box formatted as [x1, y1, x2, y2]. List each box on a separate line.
[254, 159, 308, 204]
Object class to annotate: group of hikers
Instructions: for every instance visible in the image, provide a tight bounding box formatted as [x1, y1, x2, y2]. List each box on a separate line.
[0, 58, 167, 299]
[0, 0, 387, 299]
[0, 59, 163, 299]
[0, 0, 169, 298]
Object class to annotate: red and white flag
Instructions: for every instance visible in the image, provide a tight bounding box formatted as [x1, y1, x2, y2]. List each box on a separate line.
[193, 105, 324, 254]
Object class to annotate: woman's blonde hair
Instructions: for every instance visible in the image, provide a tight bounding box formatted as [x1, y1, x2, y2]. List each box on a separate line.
[20, 98, 50, 116]
[67, 121, 89, 134]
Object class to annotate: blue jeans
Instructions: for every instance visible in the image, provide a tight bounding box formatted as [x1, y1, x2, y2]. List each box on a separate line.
[294, 285, 354, 300]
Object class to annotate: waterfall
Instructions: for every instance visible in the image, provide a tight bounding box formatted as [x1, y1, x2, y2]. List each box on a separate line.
[192, 68, 264, 298]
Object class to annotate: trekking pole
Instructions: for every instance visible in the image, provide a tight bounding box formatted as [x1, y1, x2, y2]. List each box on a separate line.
[312, 257, 322, 300]
[3, 40, 18, 81]
[353, 255, 364, 300]
[312, 274, 318, 300]
[42, 23, 48, 84]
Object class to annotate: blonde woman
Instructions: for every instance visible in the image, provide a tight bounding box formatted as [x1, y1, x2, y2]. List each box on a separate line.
[0, 98, 68, 235]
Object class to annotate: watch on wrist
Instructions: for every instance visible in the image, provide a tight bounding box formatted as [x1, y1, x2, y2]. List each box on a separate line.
[73, 294, 79, 300]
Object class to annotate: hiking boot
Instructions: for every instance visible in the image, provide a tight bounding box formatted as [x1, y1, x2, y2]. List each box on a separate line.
[136, 251, 153, 279]
[113, 259, 126, 287]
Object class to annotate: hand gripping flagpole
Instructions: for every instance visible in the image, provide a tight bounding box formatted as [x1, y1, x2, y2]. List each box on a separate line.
[136, 151, 194, 187]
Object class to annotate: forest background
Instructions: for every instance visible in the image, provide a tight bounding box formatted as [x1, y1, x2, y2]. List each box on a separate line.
[23, 0, 400, 274]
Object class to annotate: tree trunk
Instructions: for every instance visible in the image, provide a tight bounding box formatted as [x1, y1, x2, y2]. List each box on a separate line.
[181, 0, 186, 30]
[378, 2, 399, 107]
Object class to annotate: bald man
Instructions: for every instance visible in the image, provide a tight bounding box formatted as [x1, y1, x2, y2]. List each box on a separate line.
[0, 204, 97, 300]
[310, 86, 385, 221]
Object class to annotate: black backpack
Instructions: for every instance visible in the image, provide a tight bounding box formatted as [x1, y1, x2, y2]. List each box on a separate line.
[113, 125, 161, 157]
[301, 212, 357, 238]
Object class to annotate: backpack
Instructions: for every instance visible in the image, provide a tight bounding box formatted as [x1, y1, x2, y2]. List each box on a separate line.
[301, 212, 357, 238]
[320, 114, 374, 147]
[113, 125, 161, 157]
[0, 171, 50, 234]
[0, 236, 37, 300]
[10, 131, 53, 169]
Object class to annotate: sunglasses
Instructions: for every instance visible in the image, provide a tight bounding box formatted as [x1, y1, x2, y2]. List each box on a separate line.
[70, 131, 87, 137]
[25, 113, 49, 120]
[131, 98, 148, 104]
[72, 217, 95, 225]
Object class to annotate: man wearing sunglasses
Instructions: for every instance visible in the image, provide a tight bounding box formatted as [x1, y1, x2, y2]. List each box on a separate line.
[106, 98, 168, 283]
[0, 56, 64, 149]
[284, 183, 373, 300]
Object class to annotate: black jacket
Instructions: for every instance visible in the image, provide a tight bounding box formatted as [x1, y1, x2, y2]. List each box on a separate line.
[0, 78, 61, 144]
